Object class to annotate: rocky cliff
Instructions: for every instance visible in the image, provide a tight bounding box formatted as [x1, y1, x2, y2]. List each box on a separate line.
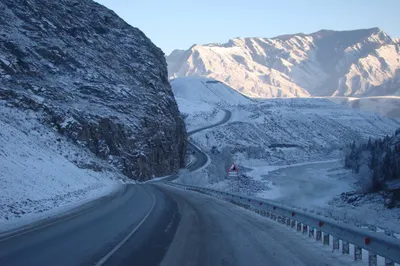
[0, 0, 187, 180]
[167, 28, 400, 98]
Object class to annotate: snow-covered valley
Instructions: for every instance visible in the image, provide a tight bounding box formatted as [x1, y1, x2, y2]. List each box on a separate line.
[172, 76, 400, 232]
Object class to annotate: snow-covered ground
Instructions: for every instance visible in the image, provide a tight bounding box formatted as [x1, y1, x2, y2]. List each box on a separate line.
[176, 97, 226, 131]
[171, 76, 253, 106]
[172, 76, 252, 131]
[172, 76, 400, 233]
[0, 104, 127, 232]
[192, 98, 400, 166]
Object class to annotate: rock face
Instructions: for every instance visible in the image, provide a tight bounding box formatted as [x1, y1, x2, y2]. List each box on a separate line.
[167, 28, 400, 98]
[0, 0, 187, 180]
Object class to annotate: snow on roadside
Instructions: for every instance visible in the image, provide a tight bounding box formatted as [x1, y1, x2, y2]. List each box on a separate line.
[0, 183, 122, 234]
[327, 191, 400, 234]
[0, 104, 126, 232]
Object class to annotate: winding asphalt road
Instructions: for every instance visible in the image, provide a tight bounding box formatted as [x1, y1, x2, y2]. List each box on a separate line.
[0, 109, 349, 266]
[166, 110, 232, 180]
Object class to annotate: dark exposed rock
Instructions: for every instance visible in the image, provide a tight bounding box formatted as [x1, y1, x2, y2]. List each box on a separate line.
[0, 0, 187, 180]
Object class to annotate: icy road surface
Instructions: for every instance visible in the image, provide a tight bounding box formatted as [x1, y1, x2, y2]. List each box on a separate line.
[160, 185, 357, 266]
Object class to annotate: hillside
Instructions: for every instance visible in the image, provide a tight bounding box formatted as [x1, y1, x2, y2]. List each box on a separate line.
[167, 28, 400, 99]
[172, 76, 400, 170]
[172, 77, 400, 231]
[193, 98, 400, 166]
[171, 77, 252, 131]
[0, 0, 187, 226]
[0, 0, 187, 181]
[171, 76, 253, 106]
[344, 130, 400, 194]
[0, 104, 124, 225]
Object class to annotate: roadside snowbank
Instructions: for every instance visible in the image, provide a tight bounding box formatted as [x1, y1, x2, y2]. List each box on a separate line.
[0, 104, 125, 231]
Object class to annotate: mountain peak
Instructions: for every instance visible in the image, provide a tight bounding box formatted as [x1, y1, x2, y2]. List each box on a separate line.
[312, 27, 382, 38]
[166, 28, 400, 98]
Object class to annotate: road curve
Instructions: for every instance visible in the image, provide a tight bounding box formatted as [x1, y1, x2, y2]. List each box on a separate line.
[186, 110, 231, 172]
[188, 110, 232, 136]
[0, 107, 350, 266]
[0, 185, 178, 266]
[0, 109, 232, 266]
[157, 185, 355, 266]
[0, 107, 351, 265]
[165, 109, 232, 181]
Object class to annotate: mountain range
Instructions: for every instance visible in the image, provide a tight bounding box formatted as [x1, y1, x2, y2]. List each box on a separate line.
[167, 28, 400, 98]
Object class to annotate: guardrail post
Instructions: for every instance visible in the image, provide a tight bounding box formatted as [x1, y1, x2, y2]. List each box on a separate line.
[302, 224, 308, 235]
[323, 233, 330, 245]
[316, 229, 322, 241]
[342, 241, 349, 255]
[332, 236, 339, 251]
[383, 229, 395, 266]
[368, 226, 377, 266]
[384, 260, 394, 266]
[308, 227, 314, 238]
[172, 184, 400, 265]
[296, 222, 302, 232]
[368, 251, 377, 266]
[354, 246, 362, 261]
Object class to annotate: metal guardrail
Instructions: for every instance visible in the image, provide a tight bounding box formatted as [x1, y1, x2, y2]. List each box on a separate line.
[168, 182, 400, 266]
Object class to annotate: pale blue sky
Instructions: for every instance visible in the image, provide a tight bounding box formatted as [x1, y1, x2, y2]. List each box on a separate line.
[95, 0, 399, 55]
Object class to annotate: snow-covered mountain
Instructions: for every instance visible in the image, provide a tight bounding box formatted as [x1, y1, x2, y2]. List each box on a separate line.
[167, 28, 400, 98]
[0, 0, 187, 181]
